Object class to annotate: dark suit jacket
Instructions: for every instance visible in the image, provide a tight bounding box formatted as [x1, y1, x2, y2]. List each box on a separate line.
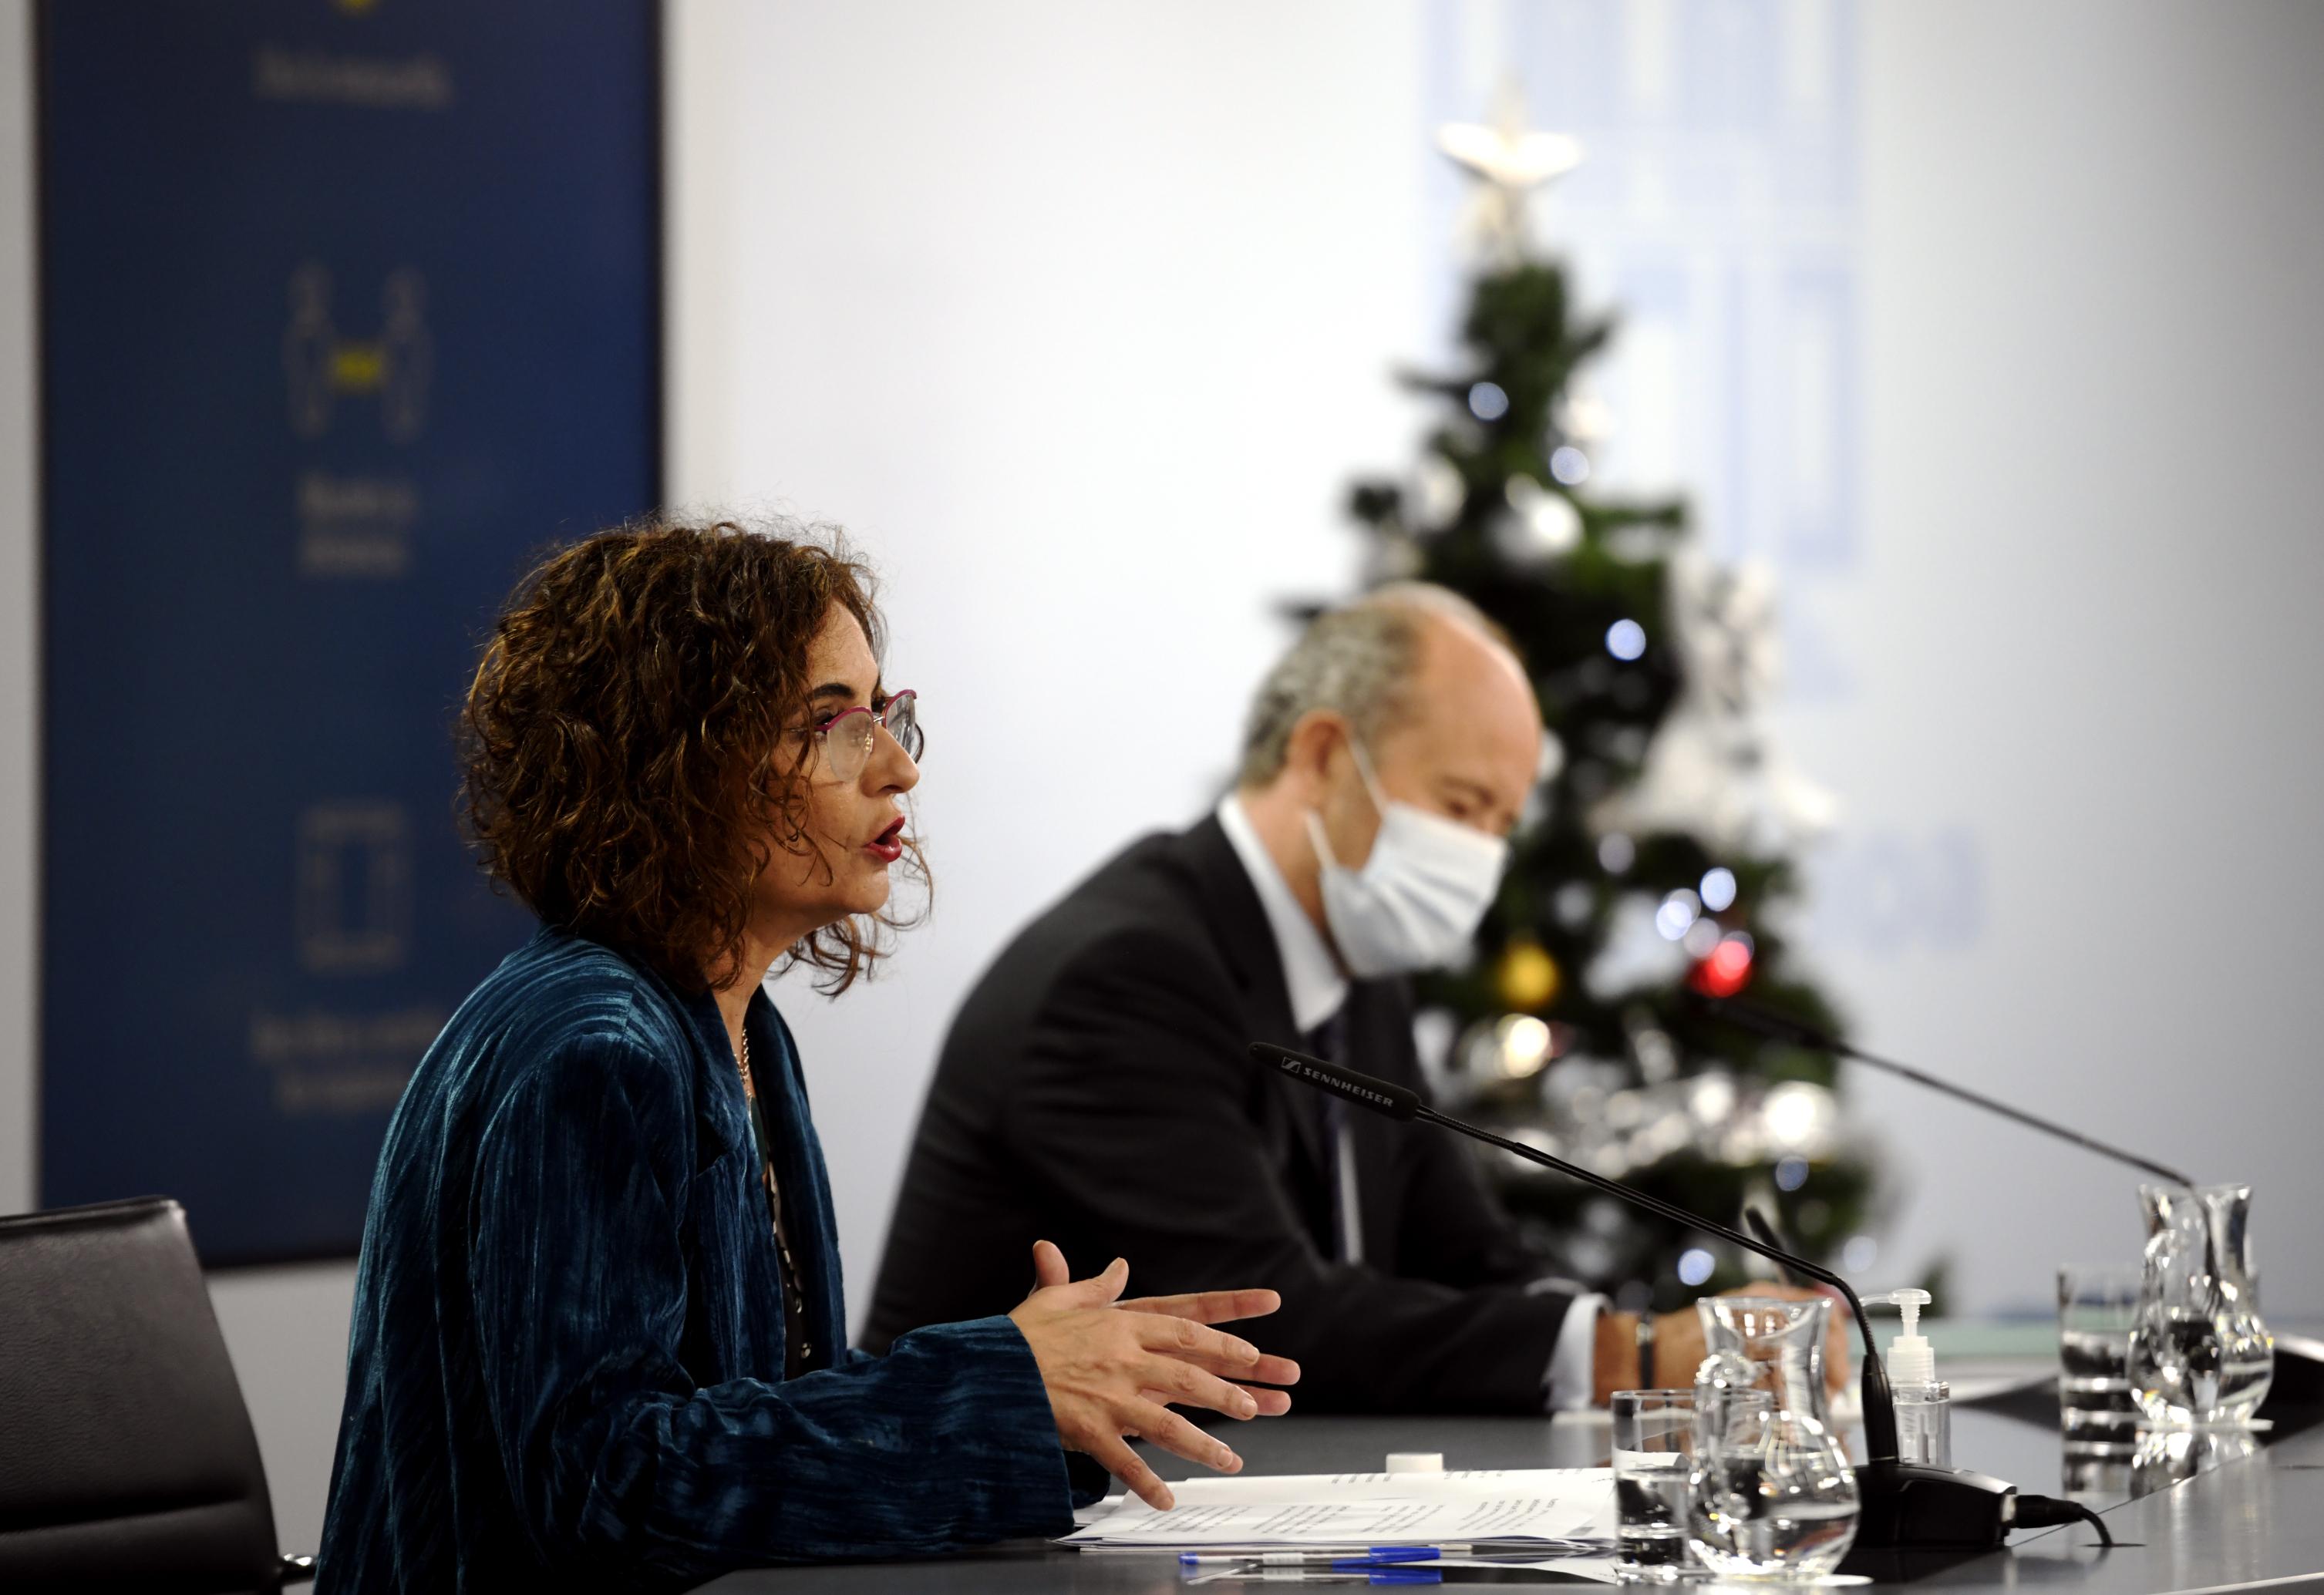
[866, 816, 1581, 1412]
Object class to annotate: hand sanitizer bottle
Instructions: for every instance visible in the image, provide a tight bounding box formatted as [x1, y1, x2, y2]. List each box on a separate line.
[1874, 1288, 1952, 1468]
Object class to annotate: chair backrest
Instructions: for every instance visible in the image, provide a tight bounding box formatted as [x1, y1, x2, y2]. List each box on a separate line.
[0, 1196, 285, 1592]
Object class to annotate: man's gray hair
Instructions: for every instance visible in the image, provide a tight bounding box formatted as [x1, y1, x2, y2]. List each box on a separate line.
[1236, 583, 1504, 789]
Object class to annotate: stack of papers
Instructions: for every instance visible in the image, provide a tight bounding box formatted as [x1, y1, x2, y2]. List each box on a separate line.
[1062, 1466, 1617, 1563]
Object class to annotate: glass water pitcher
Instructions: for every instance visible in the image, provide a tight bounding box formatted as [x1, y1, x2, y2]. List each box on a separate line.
[2126, 1182, 2272, 1427]
[1686, 1295, 1861, 1578]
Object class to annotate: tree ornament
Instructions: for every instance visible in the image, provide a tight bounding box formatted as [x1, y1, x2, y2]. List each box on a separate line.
[1364, 530, 1426, 584]
[1498, 475, 1583, 560]
[1555, 385, 1616, 445]
[1689, 933, 1756, 999]
[1410, 453, 1467, 530]
[1436, 80, 1583, 265]
[1495, 938, 1561, 1011]
[1590, 553, 1839, 854]
[1535, 726, 1567, 786]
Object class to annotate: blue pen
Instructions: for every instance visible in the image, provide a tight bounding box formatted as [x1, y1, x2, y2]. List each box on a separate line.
[1179, 1546, 1440, 1568]
[1182, 1575, 1440, 1587]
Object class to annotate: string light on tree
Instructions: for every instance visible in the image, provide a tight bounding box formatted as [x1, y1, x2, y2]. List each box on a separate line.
[1655, 889, 1701, 941]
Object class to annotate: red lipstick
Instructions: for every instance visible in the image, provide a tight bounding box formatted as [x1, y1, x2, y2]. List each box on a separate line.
[864, 816, 906, 864]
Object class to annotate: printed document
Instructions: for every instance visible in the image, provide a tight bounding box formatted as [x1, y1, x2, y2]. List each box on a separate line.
[1062, 1466, 1616, 1553]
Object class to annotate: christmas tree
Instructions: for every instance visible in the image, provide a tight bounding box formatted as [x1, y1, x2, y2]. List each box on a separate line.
[1342, 104, 1884, 1314]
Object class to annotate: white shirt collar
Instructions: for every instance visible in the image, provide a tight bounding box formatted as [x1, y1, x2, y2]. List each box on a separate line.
[1216, 793, 1349, 1035]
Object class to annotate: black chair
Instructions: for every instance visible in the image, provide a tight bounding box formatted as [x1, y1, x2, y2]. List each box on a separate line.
[0, 1196, 315, 1592]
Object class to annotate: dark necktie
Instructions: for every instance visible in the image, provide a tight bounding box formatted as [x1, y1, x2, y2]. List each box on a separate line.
[1304, 1010, 1362, 1264]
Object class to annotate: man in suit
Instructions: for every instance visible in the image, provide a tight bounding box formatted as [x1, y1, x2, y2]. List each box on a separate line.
[869, 585, 1817, 1410]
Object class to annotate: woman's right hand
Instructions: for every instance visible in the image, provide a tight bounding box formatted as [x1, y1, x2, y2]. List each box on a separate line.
[1009, 1240, 1300, 1510]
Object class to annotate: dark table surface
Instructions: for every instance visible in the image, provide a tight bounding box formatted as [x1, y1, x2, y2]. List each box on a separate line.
[701, 1390, 2324, 1593]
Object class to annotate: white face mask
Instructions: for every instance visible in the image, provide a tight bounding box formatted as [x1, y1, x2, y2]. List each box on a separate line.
[1304, 738, 1510, 978]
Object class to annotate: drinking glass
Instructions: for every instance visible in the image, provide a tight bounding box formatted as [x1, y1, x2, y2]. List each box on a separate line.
[2056, 1263, 2141, 1436]
[1612, 1390, 1700, 1582]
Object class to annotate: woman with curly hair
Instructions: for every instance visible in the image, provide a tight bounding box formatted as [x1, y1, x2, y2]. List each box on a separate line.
[315, 520, 1297, 1592]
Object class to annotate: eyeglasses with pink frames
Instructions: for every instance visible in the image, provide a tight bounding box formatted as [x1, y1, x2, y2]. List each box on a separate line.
[813, 690, 921, 782]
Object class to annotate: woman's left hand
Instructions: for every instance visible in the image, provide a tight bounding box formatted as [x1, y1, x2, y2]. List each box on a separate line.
[1027, 1240, 1298, 1418]
[1013, 1241, 1301, 1508]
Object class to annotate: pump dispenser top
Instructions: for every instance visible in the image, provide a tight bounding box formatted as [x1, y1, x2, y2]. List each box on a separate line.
[1874, 1288, 1935, 1384]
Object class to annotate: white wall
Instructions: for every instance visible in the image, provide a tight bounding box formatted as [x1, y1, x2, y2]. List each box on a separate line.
[1788, 0, 2324, 1314]
[5, 0, 2322, 1562]
[665, 0, 1433, 1322]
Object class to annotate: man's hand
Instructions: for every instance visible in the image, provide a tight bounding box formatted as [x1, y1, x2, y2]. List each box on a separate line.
[1594, 1284, 1853, 1405]
[1010, 1240, 1300, 1511]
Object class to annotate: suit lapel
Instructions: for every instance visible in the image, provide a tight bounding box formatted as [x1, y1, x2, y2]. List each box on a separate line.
[1180, 815, 1331, 1181]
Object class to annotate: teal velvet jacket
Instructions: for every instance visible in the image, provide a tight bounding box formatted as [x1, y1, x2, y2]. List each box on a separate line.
[316, 930, 1078, 1593]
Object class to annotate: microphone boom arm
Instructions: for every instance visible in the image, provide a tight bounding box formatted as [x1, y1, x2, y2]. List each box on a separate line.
[1249, 1041, 1897, 1461]
[1701, 996, 2194, 1189]
[1413, 1102, 1899, 1462]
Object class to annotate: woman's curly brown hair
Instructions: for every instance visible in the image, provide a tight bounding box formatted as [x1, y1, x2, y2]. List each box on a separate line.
[459, 517, 918, 994]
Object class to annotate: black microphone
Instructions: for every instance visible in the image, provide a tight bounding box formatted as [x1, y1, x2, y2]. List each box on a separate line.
[1697, 994, 2194, 1188]
[1250, 1041, 2033, 1553]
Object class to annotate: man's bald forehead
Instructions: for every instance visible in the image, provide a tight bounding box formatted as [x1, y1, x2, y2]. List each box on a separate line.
[1379, 596, 1533, 702]
[1355, 582, 1513, 650]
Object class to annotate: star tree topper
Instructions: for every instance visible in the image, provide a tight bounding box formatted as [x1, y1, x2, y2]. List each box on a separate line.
[1437, 81, 1585, 264]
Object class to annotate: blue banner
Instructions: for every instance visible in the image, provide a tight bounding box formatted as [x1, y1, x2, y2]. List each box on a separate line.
[39, 0, 661, 1264]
